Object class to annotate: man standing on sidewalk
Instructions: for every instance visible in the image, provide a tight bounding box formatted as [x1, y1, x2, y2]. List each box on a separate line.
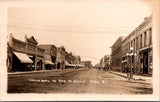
[127, 68, 130, 80]
[126, 61, 131, 80]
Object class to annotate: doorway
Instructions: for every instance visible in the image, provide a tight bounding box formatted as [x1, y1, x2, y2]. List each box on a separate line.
[143, 51, 148, 74]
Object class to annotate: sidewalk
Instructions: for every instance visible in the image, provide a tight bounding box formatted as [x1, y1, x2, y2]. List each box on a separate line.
[109, 70, 152, 80]
[8, 69, 59, 75]
[8, 68, 88, 75]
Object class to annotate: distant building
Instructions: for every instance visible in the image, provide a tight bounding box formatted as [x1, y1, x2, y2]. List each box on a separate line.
[65, 51, 75, 68]
[38, 45, 57, 69]
[67, 52, 75, 64]
[74, 56, 81, 64]
[111, 36, 126, 72]
[104, 55, 111, 70]
[56, 46, 66, 69]
[99, 55, 111, 71]
[56, 46, 82, 69]
[81, 61, 92, 68]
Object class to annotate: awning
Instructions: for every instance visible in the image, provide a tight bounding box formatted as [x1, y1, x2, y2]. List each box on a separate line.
[37, 57, 43, 62]
[28, 55, 33, 57]
[122, 60, 127, 63]
[71, 64, 76, 67]
[122, 55, 127, 58]
[64, 61, 71, 66]
[45, 60, 54, 65]
[139, 46, 151, 52]
[64, 61, 69, 64]
[13, 52, 33, 63]
[37, 57, 43, 60]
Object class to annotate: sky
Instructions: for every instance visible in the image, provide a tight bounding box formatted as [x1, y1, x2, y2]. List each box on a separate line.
[7, 0, 152, 66]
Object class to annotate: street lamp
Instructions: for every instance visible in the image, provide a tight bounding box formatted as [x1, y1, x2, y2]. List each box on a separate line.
[126, 47, 136, 80]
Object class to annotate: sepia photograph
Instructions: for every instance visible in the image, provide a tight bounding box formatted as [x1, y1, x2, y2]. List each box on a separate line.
[0, 0, 159, 101]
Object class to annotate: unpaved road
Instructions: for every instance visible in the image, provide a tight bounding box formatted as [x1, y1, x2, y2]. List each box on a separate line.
[8, 68, 152, 94]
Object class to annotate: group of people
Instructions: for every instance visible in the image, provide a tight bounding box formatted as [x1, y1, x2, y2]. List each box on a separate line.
[124, 63, 134, 80]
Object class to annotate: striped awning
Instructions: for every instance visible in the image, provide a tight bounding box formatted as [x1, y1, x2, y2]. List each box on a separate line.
[13, 52, 33, 63]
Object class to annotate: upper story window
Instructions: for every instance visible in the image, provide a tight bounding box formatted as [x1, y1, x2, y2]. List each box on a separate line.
[144, 31, 147, 47]
[136, 37, 138, 50]
[131, 41, 132, 47]
[140, 34, 142, 48]
[133, 39, 135, 51]
[149, 28, 152, 44]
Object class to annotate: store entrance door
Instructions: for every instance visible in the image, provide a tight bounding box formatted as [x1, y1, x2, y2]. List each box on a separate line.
[143, 51, 148, 74]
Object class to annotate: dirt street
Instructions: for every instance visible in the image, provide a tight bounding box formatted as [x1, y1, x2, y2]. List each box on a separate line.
[8, 68, 152, 94]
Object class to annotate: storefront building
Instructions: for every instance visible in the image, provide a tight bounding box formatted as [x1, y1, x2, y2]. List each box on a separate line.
[56, 46, 66, 69]
[7, 34, 45, 71]
[111, 36, 126, 71]
[121, 15, 152, 75]
[38, 45, 57, 69]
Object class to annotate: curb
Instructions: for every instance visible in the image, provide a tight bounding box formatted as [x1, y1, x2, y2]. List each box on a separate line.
[8, 68, 89, 75]
[108, 71, 152, 81]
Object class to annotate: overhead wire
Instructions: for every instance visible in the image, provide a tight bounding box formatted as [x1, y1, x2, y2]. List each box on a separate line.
[8, 24, 134, 34]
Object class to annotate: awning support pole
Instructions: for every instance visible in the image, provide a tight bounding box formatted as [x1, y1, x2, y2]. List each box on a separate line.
[35, 47, 37, 71]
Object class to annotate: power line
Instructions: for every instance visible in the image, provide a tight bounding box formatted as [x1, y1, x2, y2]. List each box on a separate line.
[8, 24, 132, 34]
[81, 56, 100, 61]
[8, 23, 136, 29]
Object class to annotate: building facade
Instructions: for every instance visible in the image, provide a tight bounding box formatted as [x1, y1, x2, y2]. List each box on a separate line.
[7, 34, 45, 71]
[81, 61, 92, 68]
[56, 46, 82, 69]
[7, 34, 84, 71]
[64, 51, 75, 68]
[56, 46, 66, 69]
[111, 36, 126, 71]
[121, 15, 152, 75]
[38, 45, 57, 69]
[73, 56, 81, 64]
[99, 55, 111, 71]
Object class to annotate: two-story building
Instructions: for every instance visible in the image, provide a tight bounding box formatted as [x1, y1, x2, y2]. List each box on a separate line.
[111, 36, 126, 71]
[38, 45, 56, 70]
[56, 46, 66, 69]
[121, 15, 152, 75]
[7, 34, 45, 71]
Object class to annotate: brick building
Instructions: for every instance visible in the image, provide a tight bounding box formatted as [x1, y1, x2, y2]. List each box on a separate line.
[121, 15, 153, 75]
[7, 34, 45, 71]
[73, 56, 81, 64]
[64, 51, 75, 68]
[56, 46, 66, 69]
[81, 61, 92, 68]
[99, 55, 111, 71]
[111, 36, 126, 71]
[38, 45, 56, 69]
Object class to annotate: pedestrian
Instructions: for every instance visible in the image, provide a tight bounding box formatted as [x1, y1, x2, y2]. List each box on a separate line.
[126, 63, 130, 80]
[140, 63, 143, 73]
